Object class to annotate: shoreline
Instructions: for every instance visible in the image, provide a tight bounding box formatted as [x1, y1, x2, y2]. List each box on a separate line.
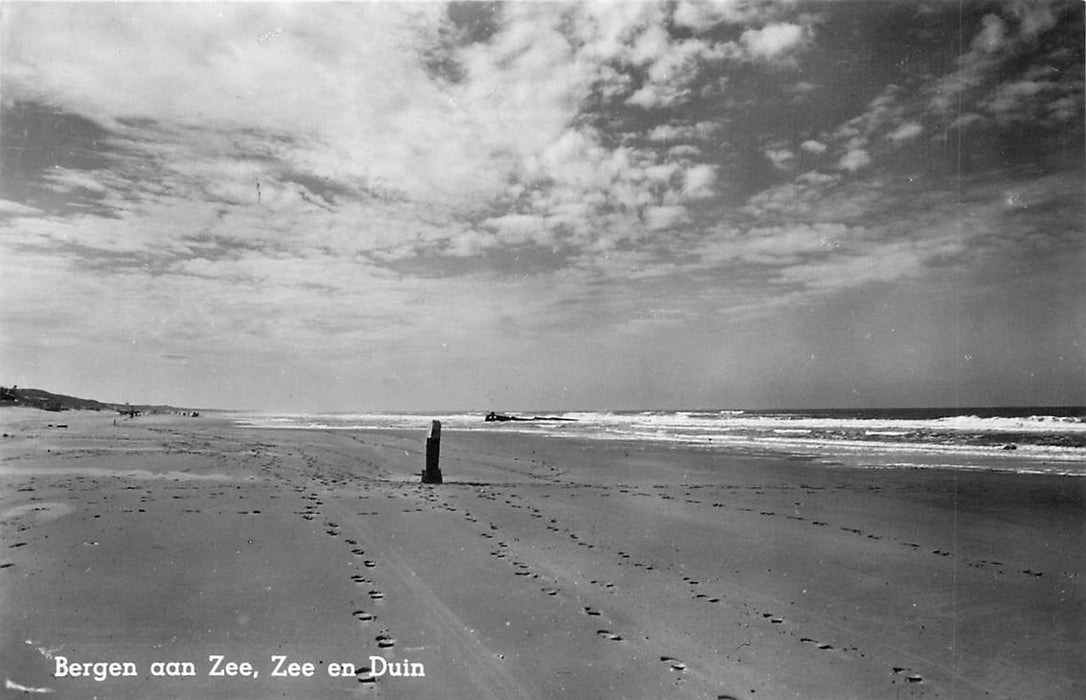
[225, 407, 1086, 477]
[2, 412, 1083, 698]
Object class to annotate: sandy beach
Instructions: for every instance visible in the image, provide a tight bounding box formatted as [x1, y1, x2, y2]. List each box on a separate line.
[1, 407, 1082, 699]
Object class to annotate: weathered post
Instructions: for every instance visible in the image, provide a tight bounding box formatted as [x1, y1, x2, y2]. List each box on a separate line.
[421, 420, 443, 484]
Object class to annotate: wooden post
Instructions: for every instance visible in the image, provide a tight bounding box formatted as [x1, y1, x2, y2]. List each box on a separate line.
[421, 420, 443, 484]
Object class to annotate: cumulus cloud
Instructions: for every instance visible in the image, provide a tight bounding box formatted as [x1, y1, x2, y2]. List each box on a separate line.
[3, 2, 623, 212]
[646, 121, 720, 143]
[838, 148, 872, 172]
[765, 147, 797, 170]
[627, 82, 693, 108]
[682, 164, 718, 200]
[796, 171, 839, 187]
[626, 36, 726, 108]
[800, 140, 827, 154]
[740, 22, 805, 60]
[672, 0, 782, 30]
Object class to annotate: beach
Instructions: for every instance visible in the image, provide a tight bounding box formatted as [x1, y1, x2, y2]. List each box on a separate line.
[1, 408, 1082, 699]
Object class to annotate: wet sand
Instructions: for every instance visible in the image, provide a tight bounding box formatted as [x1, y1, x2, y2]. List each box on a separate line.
[1, 408, 1083, 699]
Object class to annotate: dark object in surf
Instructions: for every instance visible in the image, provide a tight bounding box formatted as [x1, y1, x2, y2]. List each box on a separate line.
[486, 411, 524, 422]
[485, 411, 576, 422]
[421, 420, 443, 484]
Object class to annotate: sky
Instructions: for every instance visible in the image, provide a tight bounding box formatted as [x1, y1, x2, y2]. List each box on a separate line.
[1, 0, 1083, 412]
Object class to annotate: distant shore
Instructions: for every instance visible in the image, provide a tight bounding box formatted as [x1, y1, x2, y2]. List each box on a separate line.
[2, 410, 1082, 698]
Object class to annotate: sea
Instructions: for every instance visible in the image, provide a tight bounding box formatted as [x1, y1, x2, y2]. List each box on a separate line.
[231, 406, 1086, 477]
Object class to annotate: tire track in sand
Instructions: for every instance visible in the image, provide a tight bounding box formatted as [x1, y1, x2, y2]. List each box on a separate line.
[323, 496, 534, 700]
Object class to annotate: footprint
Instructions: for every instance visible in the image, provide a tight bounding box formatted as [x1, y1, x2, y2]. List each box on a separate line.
[375, 633, 396, 649]
[892, 667, 924, 684]
[596, 629, 623, 641]
[352, 610, 376, 622]
[660, 656, 686, 672]
[368, 590, 385, 600]
[540, 587, 559, 596]
[363, 560, 377, 568]
[583, 607, 601, 616]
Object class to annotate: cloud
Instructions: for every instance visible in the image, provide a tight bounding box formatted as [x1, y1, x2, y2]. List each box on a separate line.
[739, 22, 806, 60]
[627, 82, 693, 109]
[479, 214, 552, 249]
[775, 240, 933, 290]
[1008, 0, 1059, 38]
[672, 0, 788, 30]
[887, 121, 923, 142]
[3, 2, 576, 210]
[971, 14, 1007, 53]
[0, 200, 43, 217]
[765, 147, 796, 170]
[644, 205, 690, 231]
[646, 121, 720, 143]
[2, 0, 1081, 412]
[926, 0, 1078, 125]
[626, 36, 726, 108]
[980, 79, 1072, 125]
[668, 144, 702, 159]
[838, 149, 871, 172]
[682, 164, 718, 200]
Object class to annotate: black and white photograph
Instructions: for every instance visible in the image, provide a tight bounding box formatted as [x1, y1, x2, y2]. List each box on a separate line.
[1, 1, 1083, 697]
